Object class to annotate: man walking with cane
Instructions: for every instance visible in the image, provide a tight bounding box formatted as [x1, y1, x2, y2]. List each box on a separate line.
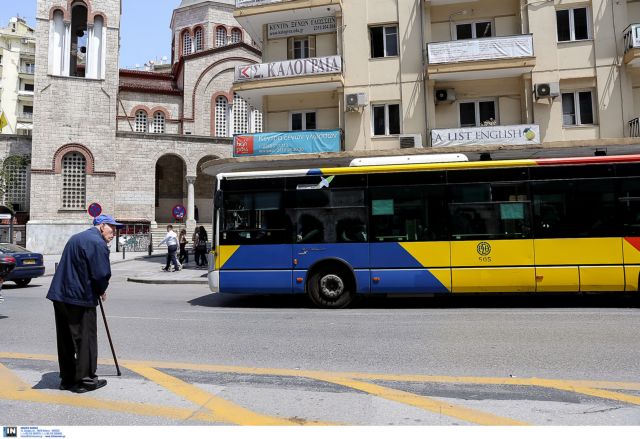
[47, 214, 122, 393]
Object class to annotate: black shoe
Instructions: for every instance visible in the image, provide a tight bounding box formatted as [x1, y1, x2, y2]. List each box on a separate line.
[59, 381, 73, 391]
[70, 379, 107, 394]
[162, 267, 170, 272]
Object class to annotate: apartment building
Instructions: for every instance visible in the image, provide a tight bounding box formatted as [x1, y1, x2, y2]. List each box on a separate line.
[0, 17, 36, 137]
[232, 0, 640, 151]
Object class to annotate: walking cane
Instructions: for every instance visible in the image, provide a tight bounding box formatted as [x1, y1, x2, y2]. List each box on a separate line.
[98, 299, 122, 376]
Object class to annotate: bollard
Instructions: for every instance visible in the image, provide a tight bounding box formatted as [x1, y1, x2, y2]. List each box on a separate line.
[123, 245, 126, 260]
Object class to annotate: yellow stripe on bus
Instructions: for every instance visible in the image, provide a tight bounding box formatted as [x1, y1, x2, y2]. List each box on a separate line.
[317, 159, 539, 176]
[218, 245, 240, 270]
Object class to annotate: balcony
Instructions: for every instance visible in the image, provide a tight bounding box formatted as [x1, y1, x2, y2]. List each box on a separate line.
[17, 90, 34, 101]
[18, 66, 35, 79]
[629, 118, 640, 137]
[234, 0, 342, 44]
[431, 124, 540, 147]
[624, 24, 640, 66]
[427, 34, 535, 81]
[233, 55, 343, 108]
[17, 112, 33, 122]
[19, 48, 36, 59]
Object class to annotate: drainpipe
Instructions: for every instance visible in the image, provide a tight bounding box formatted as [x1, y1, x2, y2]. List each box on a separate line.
[420, 0, 430, 146]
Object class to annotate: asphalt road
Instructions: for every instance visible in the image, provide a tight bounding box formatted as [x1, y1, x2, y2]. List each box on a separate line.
[1, 258, 639, 426]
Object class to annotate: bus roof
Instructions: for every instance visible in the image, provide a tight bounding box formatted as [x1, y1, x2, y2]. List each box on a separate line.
[217, 153, 640, 180]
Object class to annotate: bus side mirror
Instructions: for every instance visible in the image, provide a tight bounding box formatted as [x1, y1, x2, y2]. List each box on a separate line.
[214, 190, 223, 207]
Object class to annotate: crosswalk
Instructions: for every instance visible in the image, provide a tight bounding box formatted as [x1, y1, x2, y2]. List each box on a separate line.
[2, 352, 640, 426]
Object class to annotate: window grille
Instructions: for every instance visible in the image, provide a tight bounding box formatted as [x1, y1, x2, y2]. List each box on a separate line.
[215, 96, 228, 136]
[61, 152, 86, 209]
[194, 28, 203, 51]
[183, 31, 192, 56]
[135, 110, 148, 133]
[251, 109, 263, 133]
[3, 158, 28, 212]
[232, 94, 249, 135]
[230, 28, 242, 44]
[152, 112, 165, 134]
[216, 26, 227, 47]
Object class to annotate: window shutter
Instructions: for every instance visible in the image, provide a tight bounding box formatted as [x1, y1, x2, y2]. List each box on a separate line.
[308, 35, 316, 58]
[287, 37, 294, 60]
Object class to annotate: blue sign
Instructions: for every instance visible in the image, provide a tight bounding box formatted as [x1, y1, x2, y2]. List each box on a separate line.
[87, 203, 102, 218]
[233, 129, 341, 157]
[172, 204, 186, 220]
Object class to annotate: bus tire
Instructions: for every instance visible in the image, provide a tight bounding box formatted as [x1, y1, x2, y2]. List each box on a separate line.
[307, 265, 355, 309]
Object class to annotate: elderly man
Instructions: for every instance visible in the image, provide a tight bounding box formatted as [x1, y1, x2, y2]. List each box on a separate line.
[47, 214, 122, 393]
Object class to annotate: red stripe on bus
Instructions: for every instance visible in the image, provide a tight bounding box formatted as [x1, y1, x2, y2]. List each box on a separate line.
[535, 154, 640, 166]
[625, 237, 640, 253]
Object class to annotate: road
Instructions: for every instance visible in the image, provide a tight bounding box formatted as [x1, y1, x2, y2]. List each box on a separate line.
[1, 257, 639, 426]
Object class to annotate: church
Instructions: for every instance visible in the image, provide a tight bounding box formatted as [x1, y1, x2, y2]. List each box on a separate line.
[26, 0, 262, 253]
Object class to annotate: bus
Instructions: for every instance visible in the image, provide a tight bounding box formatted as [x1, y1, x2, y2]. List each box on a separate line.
[208, 153, 640, 308]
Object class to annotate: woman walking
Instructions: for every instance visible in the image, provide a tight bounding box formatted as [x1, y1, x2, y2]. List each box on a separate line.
[178, 229, 189, 265]
[196, 225, 208, 267]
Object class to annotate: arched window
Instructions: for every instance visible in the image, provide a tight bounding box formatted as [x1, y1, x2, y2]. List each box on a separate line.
[182, 30, 192, 56]
[49, 10, 66, 75]
[215, 96, 228, 137]
[135, 110, 148, 133]
[86, 15, 105, 79]
[216, 26, 227, 47]
[70, 2, 88, 77]
[232, 94, 249, 135]
[151, 112, 165, 134]
[3, 156, 29, 212]
[230, 28, 242, 44]
[194, 27, 203, 52]
[61, 152, 86, 209]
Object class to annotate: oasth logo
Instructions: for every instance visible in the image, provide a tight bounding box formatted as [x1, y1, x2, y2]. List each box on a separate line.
[476, 242, 492, 256]
[234, 136, 254, 155]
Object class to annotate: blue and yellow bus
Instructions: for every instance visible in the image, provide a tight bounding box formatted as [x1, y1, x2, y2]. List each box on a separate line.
[209, 153, 640, 308]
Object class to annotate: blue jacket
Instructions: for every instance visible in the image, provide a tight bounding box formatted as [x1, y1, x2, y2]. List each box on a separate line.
[47, 227, 111, 307]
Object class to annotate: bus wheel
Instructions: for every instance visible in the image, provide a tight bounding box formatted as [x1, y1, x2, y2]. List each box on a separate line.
[308, 267, 354, 309]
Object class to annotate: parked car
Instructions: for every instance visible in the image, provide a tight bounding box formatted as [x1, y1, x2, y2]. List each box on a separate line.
[0, 243, 44, 287]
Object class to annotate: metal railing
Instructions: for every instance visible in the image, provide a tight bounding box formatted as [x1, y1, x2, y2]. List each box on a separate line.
[17, 112, 33, 121]
[20, 66, 35, 74]
[629, 117, 640, 137]
[623, 24, 640, 55]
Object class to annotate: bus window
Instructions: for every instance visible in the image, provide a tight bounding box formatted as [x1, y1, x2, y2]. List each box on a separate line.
[221, 191, 290, 244]
[531, 179, 617, 238]
[618, 177, 640, 236]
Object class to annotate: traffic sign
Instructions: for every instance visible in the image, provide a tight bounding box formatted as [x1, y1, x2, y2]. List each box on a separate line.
[87, 203, 102, 218]
[172, 204, 186, 220]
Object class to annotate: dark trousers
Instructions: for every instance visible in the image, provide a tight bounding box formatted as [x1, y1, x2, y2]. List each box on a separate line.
[165, 244, 179, 270]
[195, 246, 207, 266]
[53, 301, 98, 387]
[179, 243, 188, 263]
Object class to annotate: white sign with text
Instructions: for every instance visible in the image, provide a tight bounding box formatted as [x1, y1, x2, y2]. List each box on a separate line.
[235, 55, 342, 81]
[268, 17, 337, 39]
[431, 125, 540, 147]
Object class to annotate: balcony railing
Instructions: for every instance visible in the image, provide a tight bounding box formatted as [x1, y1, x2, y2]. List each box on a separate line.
[431, 124, 540, 147]
[629, 118, 640, 137]
[236, 0, 286, 7]
[427, 34, 534, 65]
[20, 66, 35, 74]
[17, 112, 33, 121]
[235, 55, 342, 82]
[624, 24, 640, 55]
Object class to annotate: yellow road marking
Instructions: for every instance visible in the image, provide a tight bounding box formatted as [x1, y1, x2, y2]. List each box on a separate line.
[0, 363, 224, 423]
[124, 363, 322, 426]
[305, 373, 528, 426]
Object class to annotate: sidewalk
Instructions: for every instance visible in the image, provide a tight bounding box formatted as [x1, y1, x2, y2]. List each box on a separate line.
[43, 251, 209, 285]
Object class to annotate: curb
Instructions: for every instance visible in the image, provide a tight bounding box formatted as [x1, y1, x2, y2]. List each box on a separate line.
[127, 277, 208, 285]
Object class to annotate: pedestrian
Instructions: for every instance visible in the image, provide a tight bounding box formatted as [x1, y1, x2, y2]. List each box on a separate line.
[159, 224, 180, 271]
[178, 229, 189, 265]
[46, 214, 122, 393]
[0, 255, 17, 304]
[197, 225, 208, 267]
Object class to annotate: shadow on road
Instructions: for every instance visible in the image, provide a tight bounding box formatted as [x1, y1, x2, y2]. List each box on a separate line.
[189, 292, 640, 310]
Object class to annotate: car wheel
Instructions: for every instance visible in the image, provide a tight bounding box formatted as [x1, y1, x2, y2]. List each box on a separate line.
[14, 278, 32, 287]
[308, 266, 354, 309]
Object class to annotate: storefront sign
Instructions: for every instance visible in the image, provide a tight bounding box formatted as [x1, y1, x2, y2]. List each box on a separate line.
[268, 17, 336, 39]
[431, 125, 540, 147]
[234, 129, 341, 157]
[428, 35, 533, 64]
[235, 55, 342, 81]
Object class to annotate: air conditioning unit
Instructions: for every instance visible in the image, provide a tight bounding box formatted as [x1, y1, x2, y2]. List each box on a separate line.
[345, 92, 367, 110]
[435, 88, 455, 104]
[399, 134, 423, 149]
[534, 82, 560, 99]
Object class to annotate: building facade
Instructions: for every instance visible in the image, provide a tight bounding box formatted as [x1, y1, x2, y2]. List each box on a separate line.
[25, 0, 262, 253]
[232, 0, 640, 150]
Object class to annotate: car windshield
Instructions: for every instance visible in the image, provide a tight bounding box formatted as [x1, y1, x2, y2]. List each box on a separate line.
[0, 243, 28, 253]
